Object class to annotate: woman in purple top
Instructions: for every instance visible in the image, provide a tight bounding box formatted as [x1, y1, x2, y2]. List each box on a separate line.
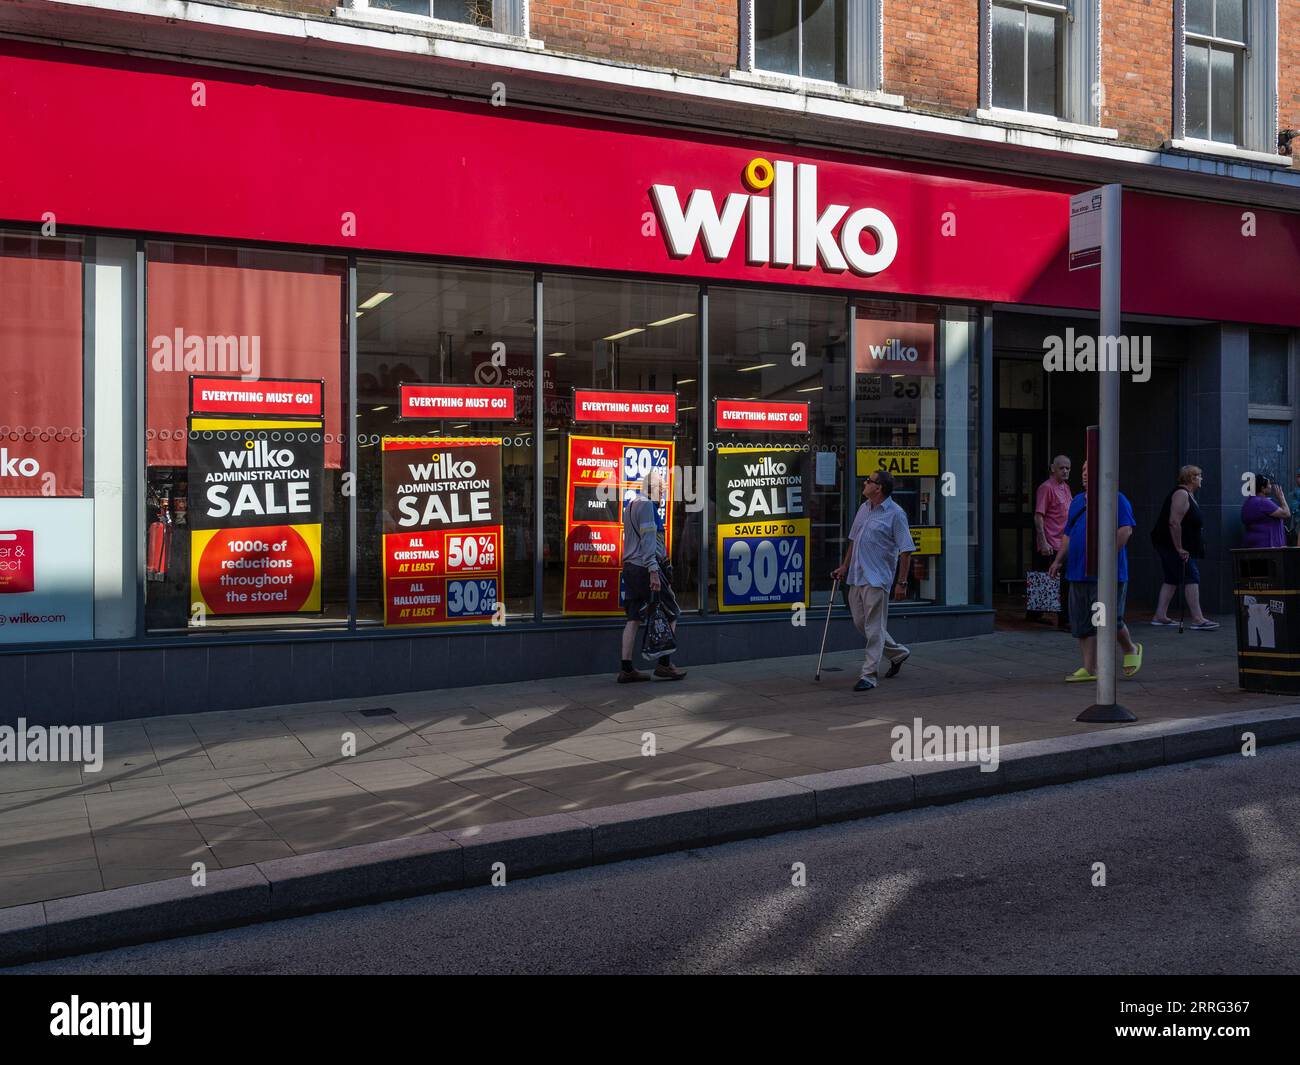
[1241, 473, 1292, 549]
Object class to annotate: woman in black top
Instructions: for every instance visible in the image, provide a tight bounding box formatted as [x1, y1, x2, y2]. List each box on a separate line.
[1150, 465, 1218, 630]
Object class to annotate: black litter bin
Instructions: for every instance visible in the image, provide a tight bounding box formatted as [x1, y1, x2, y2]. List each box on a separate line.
[1232, 547, 1300, 695]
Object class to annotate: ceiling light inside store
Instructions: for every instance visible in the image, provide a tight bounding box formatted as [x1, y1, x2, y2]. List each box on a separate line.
[547, 352, 565, 358]
[359, 291, 394, 310]
[738, 363, 776, 373]
[647, 313, 695, 327]
[678, 378, 696, 385]
[373, 406, 389, 412]
[796, 386, 822, 393]
[452, 423, 469, 429]
[602, 327, 645, 341]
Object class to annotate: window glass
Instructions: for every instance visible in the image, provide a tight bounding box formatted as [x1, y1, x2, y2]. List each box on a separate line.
[0, 232, 83, 498]
[992, 2, 1026, 110]
[1185, 42, 1209, 139]
[1186, 0, 1212, 36]
[372, 0, 492, 25]
[1209, 44, 1240, 144]
[1025, 7, 1060, 116]
[756, 0, 801, 77]
[1249, 331, 1290, 407]
[1215, 0, 1245, 42]
[802, 0, 847, 84]
[355, 260, 535, 625]
[708, 288, 847, 612]
[144, 242, 347, 632]
[541, 276, 700, 616]
[853, 301, 982, 607]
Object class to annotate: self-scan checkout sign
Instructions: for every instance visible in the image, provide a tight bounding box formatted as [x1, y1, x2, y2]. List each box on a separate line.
[713, 399, 812, 613]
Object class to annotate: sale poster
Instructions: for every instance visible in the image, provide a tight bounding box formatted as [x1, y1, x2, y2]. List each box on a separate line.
[381, 437, 503, 626]
[564, 435, 675, 616]
[188, 419, 324, 617]
[716, 446, 810, 612]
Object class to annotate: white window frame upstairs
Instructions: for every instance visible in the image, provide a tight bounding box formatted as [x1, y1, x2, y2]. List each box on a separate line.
[1172, 0, 1278, 156]
[342, 0, 529, 42]
[977, 0, 1105, 131]
[738, 0, 885, 94]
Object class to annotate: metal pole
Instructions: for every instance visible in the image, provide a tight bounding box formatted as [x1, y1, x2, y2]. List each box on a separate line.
[1082, 184, 1135, 722]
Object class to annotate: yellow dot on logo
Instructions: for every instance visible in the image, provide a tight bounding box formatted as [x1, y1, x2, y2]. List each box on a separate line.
[245, 439, 255, 448]
[743, 157, 775, 191]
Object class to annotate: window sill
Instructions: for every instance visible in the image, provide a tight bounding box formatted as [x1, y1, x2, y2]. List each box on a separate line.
[1163, 138, 1292, 168]
[972, 108, 1119, 141]
[728, 69, 905, 109]
[332, 7, 542, 50]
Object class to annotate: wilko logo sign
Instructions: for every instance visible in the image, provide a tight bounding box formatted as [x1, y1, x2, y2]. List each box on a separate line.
[573, 389, 677, 425]
[854, 318, 936, 376]
[400, 384, 516, 421]
[0, 448, 40, 479]
[715, 399, 809, 433]
[652, 158, 898, 275]
[190, 376, 323, 418]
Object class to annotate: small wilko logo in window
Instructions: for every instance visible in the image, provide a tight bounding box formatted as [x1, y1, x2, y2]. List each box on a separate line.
[49, 997, 151, 1045]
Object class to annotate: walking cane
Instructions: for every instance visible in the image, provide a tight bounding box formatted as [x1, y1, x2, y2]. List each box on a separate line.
[1177, 558, 1186, 635]
[815, 578, 840, 682]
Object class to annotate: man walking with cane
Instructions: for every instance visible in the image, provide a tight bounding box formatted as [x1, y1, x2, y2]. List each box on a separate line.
[832, 470, 912, 693]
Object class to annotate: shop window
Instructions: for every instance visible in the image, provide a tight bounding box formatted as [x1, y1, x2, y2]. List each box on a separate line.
[541, 276, 701, 618]
[344, 0, 528, 37]
[853, 301, 981, 607]
[0, 231, 95, 646]
[708, 288, 847, 614]
[355, 260, 535, 626]
[1175, 0, 1276, 152]
[144, 243, 348, 633]
[0, 232, 83, 499]
[1248, 330, 1290, 408]
[739, 0, 883, 91]
[979, 0, 1102, 127]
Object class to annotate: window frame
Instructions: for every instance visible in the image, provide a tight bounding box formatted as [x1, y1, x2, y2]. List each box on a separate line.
[1173, 0, 1278, 154]
[978, 0, 1104, 129]
[989, 0, 1067, 118]
[738, 0, 885, 93]
[343, 0, 528, 41]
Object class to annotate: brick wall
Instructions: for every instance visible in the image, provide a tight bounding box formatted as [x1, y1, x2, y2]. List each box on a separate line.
[883, 1, 980, 116]
[1281, 0, 1300, 154]
[530, 0, 736, 75]
[1102, 0, 1174, 147]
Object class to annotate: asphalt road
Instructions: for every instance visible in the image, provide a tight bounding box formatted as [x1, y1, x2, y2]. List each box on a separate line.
[11, 743, 1300, 975]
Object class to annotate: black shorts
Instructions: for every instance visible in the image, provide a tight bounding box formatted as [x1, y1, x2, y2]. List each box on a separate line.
[623, 561, 679, 621]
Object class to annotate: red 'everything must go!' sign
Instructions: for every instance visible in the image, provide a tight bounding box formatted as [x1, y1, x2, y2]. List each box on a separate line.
[398, 384, 516, 421]
[715, 400, 810, 433]
[573, 390, 677, 426]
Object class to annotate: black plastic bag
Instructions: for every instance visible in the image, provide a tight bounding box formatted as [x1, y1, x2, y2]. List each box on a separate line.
[640, 593, 678, 661]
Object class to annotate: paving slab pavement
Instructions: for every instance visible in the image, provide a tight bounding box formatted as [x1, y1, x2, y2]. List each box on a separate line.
[0, 618, 1288, 914]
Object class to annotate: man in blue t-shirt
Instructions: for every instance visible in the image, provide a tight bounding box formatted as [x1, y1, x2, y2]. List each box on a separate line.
[1047, 460, 1143, 682]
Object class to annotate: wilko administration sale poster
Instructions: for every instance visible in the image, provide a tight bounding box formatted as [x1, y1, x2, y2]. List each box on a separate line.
[381, 437, 503, 626]
[715, 446, 810, 612]
[564, 435, 675, 616]
[187, 420, 324, 616]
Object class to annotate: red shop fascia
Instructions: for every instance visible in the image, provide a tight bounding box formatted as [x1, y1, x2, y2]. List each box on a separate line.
[2, 38, 1299, 325]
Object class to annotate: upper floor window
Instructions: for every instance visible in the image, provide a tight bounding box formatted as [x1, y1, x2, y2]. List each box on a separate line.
[991, 1, 1064, 116]
[1175, 0, 1277, 153]
[345, 0, 527, 38]
[739, 0, 884, 91]
[1183, 0, 1246, 143]
[979, 0, 1102, 127]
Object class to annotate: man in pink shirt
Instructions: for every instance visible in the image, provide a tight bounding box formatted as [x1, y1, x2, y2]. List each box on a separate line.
[1028, 454, 1073, 628]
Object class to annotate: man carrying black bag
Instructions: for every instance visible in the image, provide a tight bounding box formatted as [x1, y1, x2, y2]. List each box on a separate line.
[618, 468, 687, 683]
